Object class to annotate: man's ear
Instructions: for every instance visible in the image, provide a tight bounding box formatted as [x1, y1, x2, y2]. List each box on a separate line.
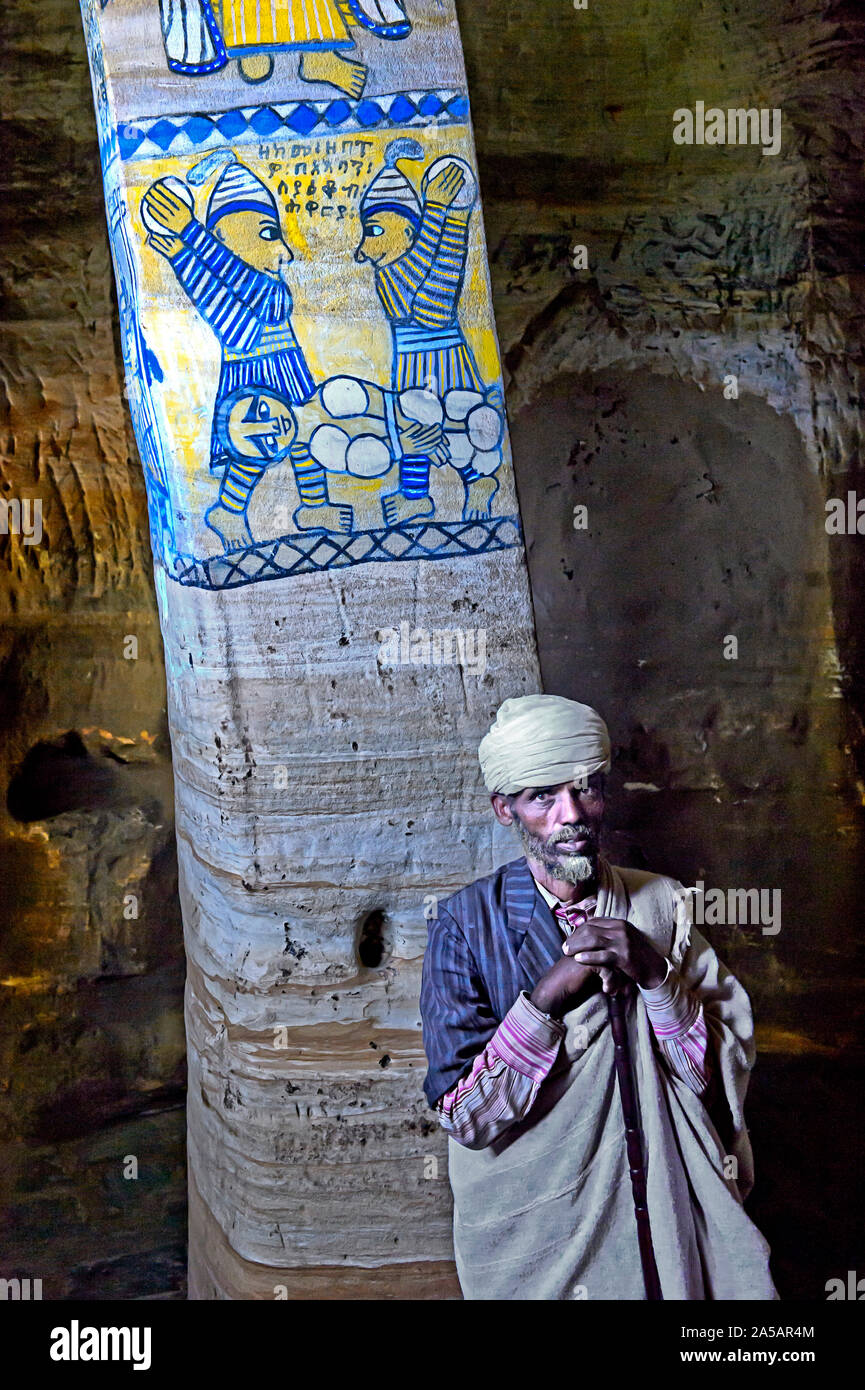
[491, 793, 514, 827]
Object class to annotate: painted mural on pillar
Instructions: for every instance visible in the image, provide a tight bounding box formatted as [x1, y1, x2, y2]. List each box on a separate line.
[159, 0, 411, 90]
[82, 0, 521, 589]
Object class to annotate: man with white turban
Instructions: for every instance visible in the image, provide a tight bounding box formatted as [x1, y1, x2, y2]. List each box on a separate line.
[420, 693, 778, 1301]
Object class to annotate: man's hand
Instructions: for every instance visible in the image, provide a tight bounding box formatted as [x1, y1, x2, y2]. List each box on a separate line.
[530, 955, 626, 1019]
[562, 917, 668, 990]
[399, 420, 450, 464]
[143, 181, 194, 235]
[146, 231, 184, 260]
[425, 162, 465, 208]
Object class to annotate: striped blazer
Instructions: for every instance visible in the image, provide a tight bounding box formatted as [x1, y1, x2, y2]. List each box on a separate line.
[420, 855, 677, 1108]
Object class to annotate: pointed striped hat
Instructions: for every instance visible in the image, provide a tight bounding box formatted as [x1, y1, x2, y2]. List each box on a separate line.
[360, 138, 422, 227]
[189, 151, 278, 229]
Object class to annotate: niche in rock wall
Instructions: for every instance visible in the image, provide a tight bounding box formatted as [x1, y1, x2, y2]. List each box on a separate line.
[510, 367, 856, 1004]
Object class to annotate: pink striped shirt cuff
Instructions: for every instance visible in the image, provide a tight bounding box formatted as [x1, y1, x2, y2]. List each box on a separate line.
[639, 961, 711, 1093]
[435, 963, 713, 1148]
[440, 991, 564, 1116]
[638, 960, 700, 1036]
[488, 991, 566, 1081]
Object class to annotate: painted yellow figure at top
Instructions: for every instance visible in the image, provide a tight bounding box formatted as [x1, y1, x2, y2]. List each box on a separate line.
[221, 0, 351, 52]
[224, 0, 354, 88]
[158, 0, 411, 92]
[219, 0, 407, 91]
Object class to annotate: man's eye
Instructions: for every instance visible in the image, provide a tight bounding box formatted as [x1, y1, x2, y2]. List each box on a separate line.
[259, 226, 279, 241]
[367, 224, 384, 237]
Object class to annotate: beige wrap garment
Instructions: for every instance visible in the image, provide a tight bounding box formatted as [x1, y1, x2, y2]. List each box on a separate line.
[447, 860, 779, 1300]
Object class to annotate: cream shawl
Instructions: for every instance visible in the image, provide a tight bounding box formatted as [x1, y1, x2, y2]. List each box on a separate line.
[447, 859, 778, 1300]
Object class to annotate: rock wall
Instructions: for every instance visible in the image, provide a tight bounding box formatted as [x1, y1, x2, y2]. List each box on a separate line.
[0, 0, 186, 1298]
[469, 0, 865, 1298]
[1, 0, 862, 1300]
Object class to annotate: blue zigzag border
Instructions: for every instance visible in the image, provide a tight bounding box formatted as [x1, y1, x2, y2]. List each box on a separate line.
[118, 89, 469, 161]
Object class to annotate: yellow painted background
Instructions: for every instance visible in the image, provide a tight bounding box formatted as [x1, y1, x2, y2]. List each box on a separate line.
[119, 124, 513, 555]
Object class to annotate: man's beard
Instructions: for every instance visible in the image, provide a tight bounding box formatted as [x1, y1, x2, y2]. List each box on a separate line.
[512, 816, 598, 885]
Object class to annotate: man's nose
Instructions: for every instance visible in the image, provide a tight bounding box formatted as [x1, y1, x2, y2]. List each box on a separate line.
[280, 243, 293, 262]
[556, 786, 586, 821]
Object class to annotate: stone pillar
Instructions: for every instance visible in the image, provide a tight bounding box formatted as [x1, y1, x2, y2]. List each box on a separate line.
[80, 0, 539, 1296]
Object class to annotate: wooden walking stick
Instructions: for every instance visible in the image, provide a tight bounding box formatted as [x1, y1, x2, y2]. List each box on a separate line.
[606, 983, 664, 1300]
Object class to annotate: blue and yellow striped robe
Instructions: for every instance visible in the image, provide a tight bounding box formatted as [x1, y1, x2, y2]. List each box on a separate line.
[375, 200, 483, 395]
[171, 219, 315, 473]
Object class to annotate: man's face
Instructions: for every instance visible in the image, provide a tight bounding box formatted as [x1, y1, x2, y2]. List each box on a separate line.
[355, 211, 415, 267]
[214, 209, 292, 279]
[492, 774, 605, 885]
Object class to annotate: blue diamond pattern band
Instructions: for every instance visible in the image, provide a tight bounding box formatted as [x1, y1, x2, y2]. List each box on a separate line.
[118, 90, 470, 162]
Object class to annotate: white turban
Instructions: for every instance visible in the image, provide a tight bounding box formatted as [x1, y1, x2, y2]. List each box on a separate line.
[478, 694, 611, 795]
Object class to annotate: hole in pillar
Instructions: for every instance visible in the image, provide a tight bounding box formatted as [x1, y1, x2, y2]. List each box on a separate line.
[356, 909, 391, 969]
